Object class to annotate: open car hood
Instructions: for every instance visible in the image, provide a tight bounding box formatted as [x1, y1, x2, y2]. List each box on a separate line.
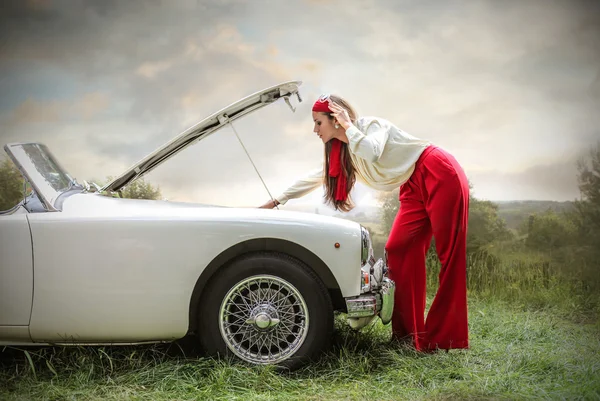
[101, 81, 303, 193]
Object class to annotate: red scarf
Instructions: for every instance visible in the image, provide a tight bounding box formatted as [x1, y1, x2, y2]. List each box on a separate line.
[329, 139, 348, 201]
[312, 96, 348, 201]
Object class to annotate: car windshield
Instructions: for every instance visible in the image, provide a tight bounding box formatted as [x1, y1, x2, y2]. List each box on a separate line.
[20, 143, 73, 193]
[4, 142, 77, 211]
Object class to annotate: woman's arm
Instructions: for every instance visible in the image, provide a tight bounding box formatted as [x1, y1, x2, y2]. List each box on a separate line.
[274, 166, 324, 206]
[328, 101, 388, 163]
[259, 166, 324, 208]
[345, 121, 389, 163]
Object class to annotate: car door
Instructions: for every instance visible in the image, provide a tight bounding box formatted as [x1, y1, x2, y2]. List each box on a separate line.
[0, 211, 34, 326]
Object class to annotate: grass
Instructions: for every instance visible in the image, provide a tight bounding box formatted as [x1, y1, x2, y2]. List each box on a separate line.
[2, 228, 598, 400]
[1, 296, 599, 401]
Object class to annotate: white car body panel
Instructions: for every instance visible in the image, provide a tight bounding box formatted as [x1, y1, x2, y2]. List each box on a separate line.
[26, 193, 362, 343]
[0, 213, 33, 326]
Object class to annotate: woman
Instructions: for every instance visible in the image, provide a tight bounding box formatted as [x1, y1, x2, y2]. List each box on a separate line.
[260, 94, 470, 352]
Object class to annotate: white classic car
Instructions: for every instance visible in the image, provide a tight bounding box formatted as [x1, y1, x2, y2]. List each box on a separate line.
[0, 81, 394, 370]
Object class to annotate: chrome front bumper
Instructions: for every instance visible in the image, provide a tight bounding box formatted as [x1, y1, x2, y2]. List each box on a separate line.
[345, 258, 396, 330]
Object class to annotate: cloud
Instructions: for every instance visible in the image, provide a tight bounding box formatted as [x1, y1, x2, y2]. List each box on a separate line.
[79, 93, 110, 119]
[4, 92, 109, 125]
[1, 0, 599, 208]
[136, 61, 174, 79]
[9, 98, 63, 124]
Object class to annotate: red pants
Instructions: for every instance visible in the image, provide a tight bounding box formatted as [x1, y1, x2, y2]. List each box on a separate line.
[385, 145, 469, 351]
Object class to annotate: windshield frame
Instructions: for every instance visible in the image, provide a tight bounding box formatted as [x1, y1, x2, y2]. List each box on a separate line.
[4, 143, 76, 212]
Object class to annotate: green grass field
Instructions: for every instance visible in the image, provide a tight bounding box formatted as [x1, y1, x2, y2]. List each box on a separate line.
[1, 295, 598, 401]
[2, 213, 599, 400]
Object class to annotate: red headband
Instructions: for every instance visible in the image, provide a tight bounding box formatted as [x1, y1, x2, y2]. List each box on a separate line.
[312, 95, 332, 113]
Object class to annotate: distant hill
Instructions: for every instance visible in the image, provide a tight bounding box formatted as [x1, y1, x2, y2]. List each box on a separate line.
[495, 200, 575, 231]
[286, 198, 578, 234]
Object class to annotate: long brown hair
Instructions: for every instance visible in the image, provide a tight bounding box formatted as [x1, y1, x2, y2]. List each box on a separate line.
[322, 95, 358, 212]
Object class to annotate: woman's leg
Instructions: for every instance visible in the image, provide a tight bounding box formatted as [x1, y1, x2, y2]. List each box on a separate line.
[385, 178, 433, 351]
[422, 148, 470, 350]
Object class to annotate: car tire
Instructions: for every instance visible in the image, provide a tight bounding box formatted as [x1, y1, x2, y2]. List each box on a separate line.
[197, 252, 333, 371]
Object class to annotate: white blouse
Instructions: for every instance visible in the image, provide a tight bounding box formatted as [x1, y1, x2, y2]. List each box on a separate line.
[275, 116, 431, 205]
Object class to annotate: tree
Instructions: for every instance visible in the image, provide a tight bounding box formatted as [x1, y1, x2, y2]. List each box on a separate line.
[574, 142, 600, 236]
[118, 177, 162, 200]
[378, 188, 400, 235]
[99, 175, 162, 200]
[519, 143, 600, 293]
[0, 158, 26, 211]
[524, 209, 577, 252]
[467, 197, 513, 253]
[570, 142, 600, 285]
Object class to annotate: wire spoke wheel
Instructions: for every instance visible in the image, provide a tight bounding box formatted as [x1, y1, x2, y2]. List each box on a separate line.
[198, 253, 333, 370]
[219, 275, 309, 365]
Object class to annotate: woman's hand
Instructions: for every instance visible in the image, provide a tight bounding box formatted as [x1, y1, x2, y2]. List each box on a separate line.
[328, 101, 352, 130]
[259, 199, 279, 209]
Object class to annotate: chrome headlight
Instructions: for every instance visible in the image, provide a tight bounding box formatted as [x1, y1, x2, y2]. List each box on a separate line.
[360, 226, 373, 266]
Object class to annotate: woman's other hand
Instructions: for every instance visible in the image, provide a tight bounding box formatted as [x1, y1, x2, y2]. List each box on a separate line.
[328, 100, 353, 130]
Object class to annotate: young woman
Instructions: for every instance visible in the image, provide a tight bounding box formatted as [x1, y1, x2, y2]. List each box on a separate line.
[260, 94, 470, 352]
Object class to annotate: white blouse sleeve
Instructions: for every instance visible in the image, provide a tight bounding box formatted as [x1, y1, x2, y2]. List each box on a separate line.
[275, 166, 324, 205]
[345, 120, 389, 163]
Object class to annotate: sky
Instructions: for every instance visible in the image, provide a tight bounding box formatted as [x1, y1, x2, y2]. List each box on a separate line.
[1, 0, 599, 215]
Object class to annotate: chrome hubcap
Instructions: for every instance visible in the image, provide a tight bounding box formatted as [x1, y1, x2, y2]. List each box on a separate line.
[246, 304, 281, 329]
[219, 275, 309, 365]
